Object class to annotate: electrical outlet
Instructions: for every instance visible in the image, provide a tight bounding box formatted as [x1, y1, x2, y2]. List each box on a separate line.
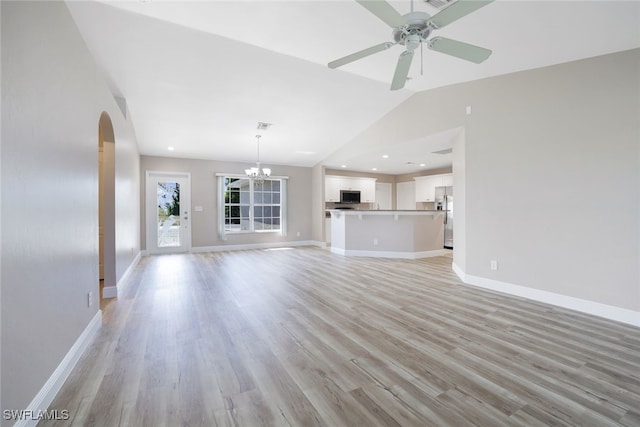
[373, 238, 378, 246]
[490, 260, 498, 271]
[88, 291, 93, 307]
[296, 231, 300, 237]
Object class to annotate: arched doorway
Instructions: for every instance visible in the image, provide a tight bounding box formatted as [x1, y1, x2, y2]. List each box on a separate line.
[99, 112, 116, 300]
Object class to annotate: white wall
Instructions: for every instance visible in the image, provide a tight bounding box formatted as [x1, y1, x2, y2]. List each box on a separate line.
[324, 49, 640, 316]
[1, 1, 140, 418]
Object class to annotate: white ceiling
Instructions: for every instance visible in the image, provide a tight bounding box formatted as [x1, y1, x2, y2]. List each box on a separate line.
[67, 0, 640, 174]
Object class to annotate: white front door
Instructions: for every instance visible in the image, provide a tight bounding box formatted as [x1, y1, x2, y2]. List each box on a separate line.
[146, 171, 191, 254]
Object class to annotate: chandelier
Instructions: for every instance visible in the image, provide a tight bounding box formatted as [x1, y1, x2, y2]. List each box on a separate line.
[245, 134, 271, 185]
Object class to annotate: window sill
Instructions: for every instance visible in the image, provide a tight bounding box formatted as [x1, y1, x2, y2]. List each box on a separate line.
[224, 230, 281, 235]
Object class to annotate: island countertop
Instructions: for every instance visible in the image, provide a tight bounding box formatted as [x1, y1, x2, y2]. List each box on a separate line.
[328, 209, 447, 217]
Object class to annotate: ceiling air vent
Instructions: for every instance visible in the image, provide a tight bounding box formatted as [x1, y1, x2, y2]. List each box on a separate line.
[424, 0, 454, 10]
[256, 122, 272, 131]
[432, 148, 453, 155]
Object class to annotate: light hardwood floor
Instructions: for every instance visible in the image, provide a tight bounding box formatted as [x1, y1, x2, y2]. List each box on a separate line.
[42, 248, 640, 426]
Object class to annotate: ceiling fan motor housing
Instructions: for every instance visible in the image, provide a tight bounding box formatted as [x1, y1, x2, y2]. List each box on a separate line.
[393, 11, 432, 49]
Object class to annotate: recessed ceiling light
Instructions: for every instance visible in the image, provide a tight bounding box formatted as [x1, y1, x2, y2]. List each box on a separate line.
[382, 154, 389, 159]
[419, 163, 425, 167]
[296, 151, 317, 155]
[168, 146, 175, 151]
[341, 165, 347, 168]
[372, 168, 377, 171]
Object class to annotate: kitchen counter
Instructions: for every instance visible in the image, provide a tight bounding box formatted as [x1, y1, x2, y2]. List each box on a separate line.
[328, 209, 448, 259]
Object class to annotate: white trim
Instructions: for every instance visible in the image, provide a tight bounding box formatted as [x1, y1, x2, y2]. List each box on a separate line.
[102, 286, 117, 299]
[310, 240, 327, 248]
[13, 311, 102, 427]
[452, 264, 640, 327]
[215, 172, 289, 179]
[452, 262, 466, 282]
[191, 240, 316, 253]
[331, 246, 347, 256]
[101, 251, 142, 299]
[116, 251, 142, 294]
[331, 248, 449, 259]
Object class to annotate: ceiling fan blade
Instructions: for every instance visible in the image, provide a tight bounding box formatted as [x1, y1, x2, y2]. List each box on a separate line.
[428, 36, 492, 63]
[355, 0, 405, 28]
[390, 50, 414, 91]
[328, 42, 395, 69]
[427, 0, 494, 29]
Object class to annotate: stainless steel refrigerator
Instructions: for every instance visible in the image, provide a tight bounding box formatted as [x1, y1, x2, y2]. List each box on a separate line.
[435, 186, 453, 249]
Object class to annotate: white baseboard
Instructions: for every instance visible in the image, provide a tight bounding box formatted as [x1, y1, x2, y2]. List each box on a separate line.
[452, 262, 640, 327]
[13, 311, 102, 427]
[116, 251, 141, 295]
[330, 247, 346, 256]
[332, 247, 449, 259]
[101, 251, 142, 299]
[191, 240, 317, 253]
[452, 262, 466, 282]
[310, 240, 327, 248]
[102, 286, 117, 299]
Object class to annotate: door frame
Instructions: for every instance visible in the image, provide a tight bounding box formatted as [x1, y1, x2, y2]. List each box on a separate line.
[146, 171, 192, 254]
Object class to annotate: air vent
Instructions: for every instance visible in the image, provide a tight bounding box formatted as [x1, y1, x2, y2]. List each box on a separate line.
[256, 122, 272, 131]
[424, 0, 454, 10]
[432, 148, 453, 155]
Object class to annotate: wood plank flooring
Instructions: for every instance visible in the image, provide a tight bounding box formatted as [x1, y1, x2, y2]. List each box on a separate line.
[41, 248, 640, 426]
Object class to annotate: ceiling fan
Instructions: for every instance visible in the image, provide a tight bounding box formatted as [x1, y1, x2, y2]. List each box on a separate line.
[328, 0, 494, 90]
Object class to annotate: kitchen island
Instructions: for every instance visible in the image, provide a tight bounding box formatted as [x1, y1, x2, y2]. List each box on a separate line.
[328, 210, 448, 259]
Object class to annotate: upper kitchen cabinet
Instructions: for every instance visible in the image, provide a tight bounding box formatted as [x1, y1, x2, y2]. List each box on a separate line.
[414, 173, 452, 202]
[325, 176, 344, 202]
[359, 178, 376, 203]
[325, 175, 377, 203]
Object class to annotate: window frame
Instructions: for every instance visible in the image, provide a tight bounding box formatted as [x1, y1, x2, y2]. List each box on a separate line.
[217, 174, 287, 238]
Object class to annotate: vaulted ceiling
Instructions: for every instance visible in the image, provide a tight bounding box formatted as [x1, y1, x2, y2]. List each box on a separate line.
[67, 0, 640, 174]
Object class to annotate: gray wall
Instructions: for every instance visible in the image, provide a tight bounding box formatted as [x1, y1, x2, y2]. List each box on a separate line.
[326, 49, 640, 312]
[1, 1, 141, 417]
[140, 156, 313, 250]
[311, 163, 325, 243]
[464, 49, 639, 311]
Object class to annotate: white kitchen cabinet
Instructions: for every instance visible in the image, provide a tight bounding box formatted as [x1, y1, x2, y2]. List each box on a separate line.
[414, 175, 439, 202]
[325, 175, 377, 203]
[358, 178, 376, 203]
[325, 176, 343, 202]
[414, 173, 453, 202]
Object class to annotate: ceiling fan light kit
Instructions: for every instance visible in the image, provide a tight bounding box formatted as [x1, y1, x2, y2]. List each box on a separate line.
[329, 0, 495, 90]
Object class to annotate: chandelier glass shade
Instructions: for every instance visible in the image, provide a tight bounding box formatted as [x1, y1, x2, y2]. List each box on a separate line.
[245, 135, 271, 185]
